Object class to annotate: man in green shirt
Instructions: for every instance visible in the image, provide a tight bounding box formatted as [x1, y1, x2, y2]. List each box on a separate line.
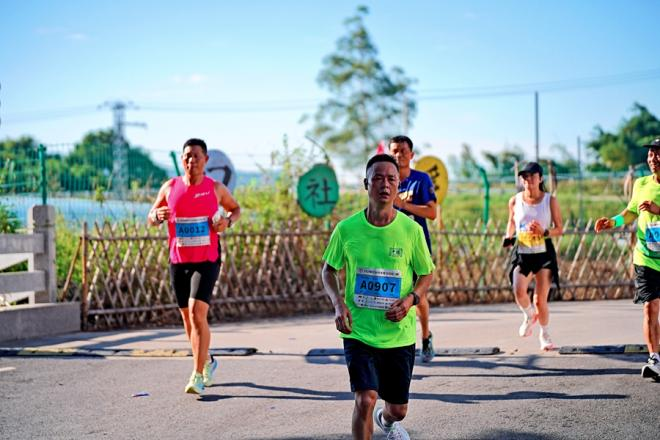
[595, 137, 660, 380]
[321, 154, 435, 440]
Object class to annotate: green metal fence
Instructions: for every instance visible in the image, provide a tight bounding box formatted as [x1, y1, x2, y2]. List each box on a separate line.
[0, 143, 171, 226]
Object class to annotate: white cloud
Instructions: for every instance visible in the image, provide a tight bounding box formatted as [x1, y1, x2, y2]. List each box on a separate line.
[34, 27, 88, 41]
[66, 33, 88, 41]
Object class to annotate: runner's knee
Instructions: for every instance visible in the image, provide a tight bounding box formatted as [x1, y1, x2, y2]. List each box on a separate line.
[354, 391, 377, 414]
[385, 403, 407, 421]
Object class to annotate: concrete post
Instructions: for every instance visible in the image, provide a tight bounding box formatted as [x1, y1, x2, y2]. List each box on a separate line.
[27, 205, 56, 303]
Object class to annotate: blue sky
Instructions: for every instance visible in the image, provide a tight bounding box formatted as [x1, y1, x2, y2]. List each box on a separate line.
[2, 0, 659, 179]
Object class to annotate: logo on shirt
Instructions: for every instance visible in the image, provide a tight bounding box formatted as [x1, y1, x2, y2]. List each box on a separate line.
[194, 191, 211, 199]
[389, 247, 403, 258]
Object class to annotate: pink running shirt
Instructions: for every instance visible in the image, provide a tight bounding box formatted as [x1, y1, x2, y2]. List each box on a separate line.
[167, 176, 219, 264]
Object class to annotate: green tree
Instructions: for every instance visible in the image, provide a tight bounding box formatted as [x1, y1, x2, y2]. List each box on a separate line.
[448, 144, 480, 179]
[587, 103, 660, 171]
[481, 146, 526, 176]
[0, 136, 41, 193]
[304, 5, 416, 169]
[61, 130, 167, 192]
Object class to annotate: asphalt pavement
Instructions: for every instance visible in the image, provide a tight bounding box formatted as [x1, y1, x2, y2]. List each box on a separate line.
[1, 300, 659, 439]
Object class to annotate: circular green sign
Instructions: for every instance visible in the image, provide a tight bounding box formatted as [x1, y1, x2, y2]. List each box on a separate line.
[297, 164, 339, 217]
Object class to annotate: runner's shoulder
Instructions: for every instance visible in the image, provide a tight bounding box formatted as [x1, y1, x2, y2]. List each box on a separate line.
[410, 168, 432, 182]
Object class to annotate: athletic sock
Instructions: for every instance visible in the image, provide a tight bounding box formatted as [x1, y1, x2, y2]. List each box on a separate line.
[379, 412, 393, 428]
[540, 325, 549, 336]
[519, 305, 534, 320]
[650, 352, 660, 362]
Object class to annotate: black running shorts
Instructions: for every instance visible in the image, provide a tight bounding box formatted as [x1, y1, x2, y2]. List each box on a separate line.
[633, 264, 660, 304]
[169, 260, 221, 308]
[516, 251, 553, 276]
[343, 338, 415, 405]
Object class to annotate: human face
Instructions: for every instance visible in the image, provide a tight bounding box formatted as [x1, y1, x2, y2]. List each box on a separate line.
[181, 145, 208, 178]
[519, 172, 542, 191]
[648, 147, 660, 175]
[366, 161, 399, 204]
[389, 142, 414, 169]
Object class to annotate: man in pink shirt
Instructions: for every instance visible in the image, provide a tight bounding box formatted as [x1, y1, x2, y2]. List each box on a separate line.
[148, 138, 241, 394]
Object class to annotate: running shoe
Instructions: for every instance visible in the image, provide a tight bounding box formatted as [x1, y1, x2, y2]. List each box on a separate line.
[373, 407, 410, 440]
[539, 331, 556, 351]
[518, 314, 538, 338]
[641, 356, 660, 379]
[421, 332, 435, 363]
[185, 372, 205, 394]
[202, 357, 218, 387]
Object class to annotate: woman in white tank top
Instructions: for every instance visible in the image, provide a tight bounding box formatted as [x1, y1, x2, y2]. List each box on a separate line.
[503, 162, 563, 351]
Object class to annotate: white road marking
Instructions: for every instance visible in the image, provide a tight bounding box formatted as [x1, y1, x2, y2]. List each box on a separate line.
[0, 367, 16, 373]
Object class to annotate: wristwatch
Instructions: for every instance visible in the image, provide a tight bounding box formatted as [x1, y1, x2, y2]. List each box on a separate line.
[409, 291, 420, 306]
[543, 229, 550, 238]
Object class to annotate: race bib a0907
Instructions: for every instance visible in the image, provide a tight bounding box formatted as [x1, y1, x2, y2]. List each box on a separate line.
[353, 268, 402, 310]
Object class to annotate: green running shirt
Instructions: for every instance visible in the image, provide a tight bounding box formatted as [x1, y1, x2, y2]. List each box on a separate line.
[627, 175, 660, 272]
[323, 210, 435, 348]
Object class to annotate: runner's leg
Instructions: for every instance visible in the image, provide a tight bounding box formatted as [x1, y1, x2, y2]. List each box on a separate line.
[643, 298, 660, 355]
[352, 390, 377, 440]
[189, 298, 210, 374]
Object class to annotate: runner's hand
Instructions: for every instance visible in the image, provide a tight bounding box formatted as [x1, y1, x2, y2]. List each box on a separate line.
[153, 207, 170, 222]
[527, 220, 544, 236]
[639, 200, 660, 215]
[385, 297, 411, 322]
[334, 302, 352, 334]
[212, 217, 231, 233]
[594, 217, 613, 233]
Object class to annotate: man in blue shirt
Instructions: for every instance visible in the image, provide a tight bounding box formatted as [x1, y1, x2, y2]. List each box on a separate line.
[389, 135, 438, 363]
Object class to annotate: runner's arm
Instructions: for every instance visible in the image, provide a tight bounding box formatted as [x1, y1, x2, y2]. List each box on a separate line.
[504, 195, 516, 240]
[147, 180, 172, 227]
[395, 199, 437, 220]
[547, 196, 563, 238]
[321, 262, 352, 334]
[594, 209, 637, 233]
[212, 182, 241, 233]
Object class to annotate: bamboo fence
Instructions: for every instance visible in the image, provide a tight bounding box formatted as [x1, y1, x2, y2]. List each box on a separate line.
[61, 219, 636, 330]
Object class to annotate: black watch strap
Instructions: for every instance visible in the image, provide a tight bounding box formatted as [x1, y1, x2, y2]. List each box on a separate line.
[410, 291, 420, 306]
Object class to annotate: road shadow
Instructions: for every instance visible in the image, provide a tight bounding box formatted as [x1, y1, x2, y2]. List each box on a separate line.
[195, 381, 627, 404]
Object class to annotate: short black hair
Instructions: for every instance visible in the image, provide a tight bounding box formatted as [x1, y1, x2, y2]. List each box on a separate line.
[182, 138, 208, 154]
[388, 135, 413, 152]
[366, 154, 399, 175]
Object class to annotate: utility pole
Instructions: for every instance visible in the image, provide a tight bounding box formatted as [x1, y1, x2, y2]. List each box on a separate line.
[99, 101, 146, 199]
[534, 91, 539, 162]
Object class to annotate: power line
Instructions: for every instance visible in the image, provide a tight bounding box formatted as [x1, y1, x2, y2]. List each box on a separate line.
[4, 67, 660, 121]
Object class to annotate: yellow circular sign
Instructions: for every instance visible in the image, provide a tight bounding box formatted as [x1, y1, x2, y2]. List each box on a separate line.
[415, 155, 449, 205]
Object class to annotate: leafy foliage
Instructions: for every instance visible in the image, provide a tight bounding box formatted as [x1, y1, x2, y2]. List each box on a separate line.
[304, 5, 416, 169]
[0, 131, 167, 196]
[587, 103, 660, 171]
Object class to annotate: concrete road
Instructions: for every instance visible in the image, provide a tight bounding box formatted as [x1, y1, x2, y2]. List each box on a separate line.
[1, 300, 659, 439]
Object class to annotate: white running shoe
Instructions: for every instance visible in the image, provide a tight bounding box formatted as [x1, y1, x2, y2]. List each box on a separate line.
[373, 407, 410, 440]
[539, 332, 556, 351]
[518, 314, 538, 337]
[641, 356, 660, 379]
[202, 357, 218, 387]
[185, 372, 205, 394]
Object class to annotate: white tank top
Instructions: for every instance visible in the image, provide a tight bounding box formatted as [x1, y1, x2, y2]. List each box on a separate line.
[514, 192, 551, 254]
